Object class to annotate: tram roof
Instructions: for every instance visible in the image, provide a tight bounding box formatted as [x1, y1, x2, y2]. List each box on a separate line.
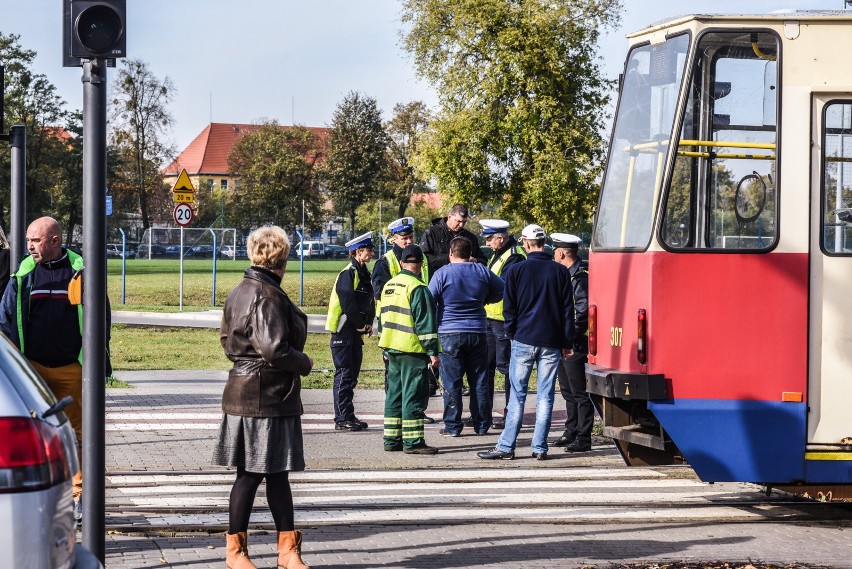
[627, 11, 852, 38]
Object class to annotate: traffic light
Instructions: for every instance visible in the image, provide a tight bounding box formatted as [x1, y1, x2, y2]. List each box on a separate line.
[63, 0, 126, 66]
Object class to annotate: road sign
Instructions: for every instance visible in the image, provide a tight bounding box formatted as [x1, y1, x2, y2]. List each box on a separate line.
[173, 203, 194, 227]
[106, 195, 113, 216]
[173, 192, 195, 204]
[171, 169, 196, 194]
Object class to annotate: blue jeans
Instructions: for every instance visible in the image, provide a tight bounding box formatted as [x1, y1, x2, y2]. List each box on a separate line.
[496, 341, 561, 454]
[439, 332, 490, 434]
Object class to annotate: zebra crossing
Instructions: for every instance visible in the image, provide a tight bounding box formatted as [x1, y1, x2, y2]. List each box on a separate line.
[104, 466, 809, 531]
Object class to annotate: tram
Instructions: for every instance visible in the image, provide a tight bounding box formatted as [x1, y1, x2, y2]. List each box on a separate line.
[587, 11, 852, 497]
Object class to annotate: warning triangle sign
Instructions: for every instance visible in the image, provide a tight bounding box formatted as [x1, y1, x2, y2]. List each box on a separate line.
[172, 169, 196, 193]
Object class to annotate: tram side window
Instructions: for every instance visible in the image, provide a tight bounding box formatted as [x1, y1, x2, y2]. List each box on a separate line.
[822, 102, 852, 255]
[661, 32, 778, 251]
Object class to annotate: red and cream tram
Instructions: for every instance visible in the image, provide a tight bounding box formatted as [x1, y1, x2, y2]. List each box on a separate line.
[588, 11, 851, 497]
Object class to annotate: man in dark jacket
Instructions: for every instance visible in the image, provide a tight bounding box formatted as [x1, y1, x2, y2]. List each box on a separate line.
[325, 232, 376, 431]
[550, 233, 593, 453]
[0, 217, 92, 520]
[478, 224, 574, 461]
[419, 204, 487, 278]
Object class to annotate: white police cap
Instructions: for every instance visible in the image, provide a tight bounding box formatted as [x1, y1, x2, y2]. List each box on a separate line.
[479, 219, 510, 235]
[387, 217, 415, 235]
[520, 224, 546, 240]
[345, 232, 375, 251]
[551, 233, 582, 248]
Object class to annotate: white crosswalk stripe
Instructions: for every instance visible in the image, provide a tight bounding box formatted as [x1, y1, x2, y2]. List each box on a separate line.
[105, 467, 803, 529]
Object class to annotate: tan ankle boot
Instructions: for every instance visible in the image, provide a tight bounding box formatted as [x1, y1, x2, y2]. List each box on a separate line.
[225, 532, 257, 569]
[277, 530, 309, 569]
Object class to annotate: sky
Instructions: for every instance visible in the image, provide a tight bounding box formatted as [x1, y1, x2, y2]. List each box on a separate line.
[2, 0, 848, 153]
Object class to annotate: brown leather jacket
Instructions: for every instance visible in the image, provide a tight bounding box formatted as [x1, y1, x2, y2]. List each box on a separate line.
[220, 267, 312, 417]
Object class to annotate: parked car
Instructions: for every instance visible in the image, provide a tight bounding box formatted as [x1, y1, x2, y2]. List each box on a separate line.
[185, 245, 214, 259]
[0, 336, 102, 568]
[106, 244, 135, 258]
[324, 244, 349, 259]
[295, 241, 325, 258]
[135, 244, 167, 259]
[163, 245, 184, 258]
[218, 245, 247, 260]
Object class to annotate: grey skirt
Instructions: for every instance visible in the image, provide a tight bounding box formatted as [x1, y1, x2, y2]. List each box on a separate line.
[212, 414, 305, 473]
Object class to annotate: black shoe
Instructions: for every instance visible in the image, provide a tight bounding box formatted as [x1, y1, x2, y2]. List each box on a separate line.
[552, 433, 576, 447]
[384, 442, 403, 452]
[335, 420, 363, 432]
[475, 430, 489, 436]
[352, 416, 369, 429]
[564, 440, 592, 453]
[404, 444, 439, 455]
[491, 419, 505, 430]
[423, 415, 436, 424]
[477, 447, 514, 460]
[532, 452, 548, 461]
[439, 428, 460, 437]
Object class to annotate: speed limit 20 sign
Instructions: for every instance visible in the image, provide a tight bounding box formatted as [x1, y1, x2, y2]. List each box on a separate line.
[174, 203, 194, 227]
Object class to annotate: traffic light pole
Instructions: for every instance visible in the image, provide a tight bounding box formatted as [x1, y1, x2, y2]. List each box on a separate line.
[81, 58, 108, 563]
[8, 125, 26, 268]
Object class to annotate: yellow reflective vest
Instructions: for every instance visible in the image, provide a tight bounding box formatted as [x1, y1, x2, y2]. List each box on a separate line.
[378, 272, 437, 354]
[484, 244, 526, 321]
[325, 264, 360, 333]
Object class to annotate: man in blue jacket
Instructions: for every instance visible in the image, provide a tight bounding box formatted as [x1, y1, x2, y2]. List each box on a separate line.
[478, 224, 574, 461]
[428, 237, 504, 436]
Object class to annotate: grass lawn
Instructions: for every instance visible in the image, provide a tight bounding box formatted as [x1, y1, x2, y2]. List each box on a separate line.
[108, 258, 367, 311]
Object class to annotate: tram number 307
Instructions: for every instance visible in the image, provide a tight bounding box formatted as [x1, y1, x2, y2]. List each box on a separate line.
[610, 327, 623, 347]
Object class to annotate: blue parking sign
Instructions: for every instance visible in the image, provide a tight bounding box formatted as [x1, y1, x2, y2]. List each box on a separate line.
[106, 195, 113, 216]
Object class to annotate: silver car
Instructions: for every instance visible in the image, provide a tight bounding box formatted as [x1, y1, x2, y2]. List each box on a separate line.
[0, 337, 101, 568]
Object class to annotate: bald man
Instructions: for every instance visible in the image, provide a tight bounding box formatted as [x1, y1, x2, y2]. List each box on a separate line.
[0, 217, 93, 521]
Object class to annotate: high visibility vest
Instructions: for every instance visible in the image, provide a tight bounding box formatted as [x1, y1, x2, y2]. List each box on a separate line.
[325, 264, 360, 332]
[376, 251, 429, 315]
[378, 272, 435, 353]
[13, 251, 85, 363]
[484, 245, 526, 321]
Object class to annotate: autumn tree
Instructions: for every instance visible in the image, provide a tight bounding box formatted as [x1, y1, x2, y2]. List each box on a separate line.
[401, 0, 621, 227]
[225, 122, 325, 230]
[109, 58, 176, 231]
[323, 92, 389, 233]
[0, 32, 73, 232]
[384, 101, 432, 218]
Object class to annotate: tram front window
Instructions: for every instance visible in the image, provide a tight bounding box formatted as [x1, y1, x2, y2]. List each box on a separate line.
[662, 31, 779, 251]
[593, 34, 690, 250]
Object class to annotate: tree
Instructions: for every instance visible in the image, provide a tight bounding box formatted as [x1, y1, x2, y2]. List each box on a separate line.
[0, 32, 73, 233]
[323, 92, 389, 233]
[401, 0, 621, 228]
[385, 101, 432, 218]
[225, 122, 325, 230]
[109, 58, 176, 231]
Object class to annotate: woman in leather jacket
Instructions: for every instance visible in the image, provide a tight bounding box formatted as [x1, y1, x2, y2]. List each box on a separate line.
[212, 225, 313, 569]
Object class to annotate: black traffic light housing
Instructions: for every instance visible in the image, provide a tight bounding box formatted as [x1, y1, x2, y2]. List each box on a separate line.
[63, 0, 126, 67]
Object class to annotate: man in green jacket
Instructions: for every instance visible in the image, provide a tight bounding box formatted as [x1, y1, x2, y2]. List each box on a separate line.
[378, 244, 441, 455]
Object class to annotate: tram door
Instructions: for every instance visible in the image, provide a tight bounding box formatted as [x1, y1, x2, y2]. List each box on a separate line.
[809, 95, 852, 445]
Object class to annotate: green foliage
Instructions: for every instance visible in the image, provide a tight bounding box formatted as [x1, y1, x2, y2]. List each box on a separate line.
[109, 59, 176, 230]
[0, 32, 76, 232]
[322, 92, 390, 233]
[401, 0, 621, 228]
[384, 101, 432, 218]
[225, 122, 324, 230]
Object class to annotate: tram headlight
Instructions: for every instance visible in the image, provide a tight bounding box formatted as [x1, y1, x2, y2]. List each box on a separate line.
[588, 304, 597, 356]
[637, 308, 647, 365]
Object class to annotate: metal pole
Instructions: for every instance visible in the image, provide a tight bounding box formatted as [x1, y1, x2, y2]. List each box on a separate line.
[119, 227, 126, 304]
[297, 229, 304, 306]
[9, 125, 26, 268]
[81, 58, 107, 563]
[179, 226, 184, 310]
[209, 228, 217, 306]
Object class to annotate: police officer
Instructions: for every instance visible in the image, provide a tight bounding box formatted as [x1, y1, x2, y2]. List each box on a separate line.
[379, 244, 441, 455]
[372, 217, 439, 402]
[480, 219, 526, 430]
[326, 232, 376, 431]
[550, 233, 593, 452]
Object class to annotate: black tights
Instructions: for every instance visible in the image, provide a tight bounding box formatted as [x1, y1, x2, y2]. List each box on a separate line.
[228, 467, 294, 533]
